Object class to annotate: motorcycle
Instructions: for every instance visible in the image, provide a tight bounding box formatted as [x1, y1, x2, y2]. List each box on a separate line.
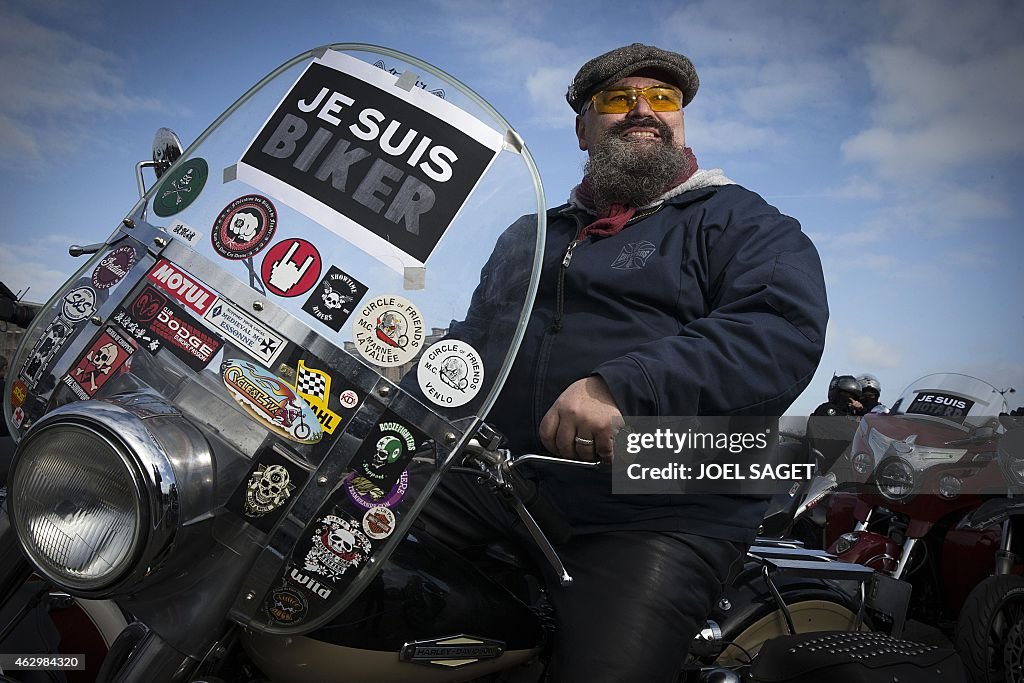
[822, 372, 1024, 681]
[0, 44, 899, 682]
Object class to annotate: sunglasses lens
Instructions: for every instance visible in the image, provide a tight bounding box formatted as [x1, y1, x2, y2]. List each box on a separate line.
[593, 86, 682, 114]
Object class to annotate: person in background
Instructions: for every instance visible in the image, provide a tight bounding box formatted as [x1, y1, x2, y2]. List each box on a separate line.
[812, 374, 862, 417]
[856, 373, 886, 414]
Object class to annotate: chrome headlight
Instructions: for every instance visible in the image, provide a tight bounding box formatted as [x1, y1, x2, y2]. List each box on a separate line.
[852, 451, 874, 475]
[938, 475, 962, 499]
[875, 458, 916, 501]
[10, 421, 146, 591]
[8, 396, 213, 597]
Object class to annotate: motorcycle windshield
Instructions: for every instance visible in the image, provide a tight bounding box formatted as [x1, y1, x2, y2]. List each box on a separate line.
[889, 373, 1007, 431]
[4, 45, 544, 633]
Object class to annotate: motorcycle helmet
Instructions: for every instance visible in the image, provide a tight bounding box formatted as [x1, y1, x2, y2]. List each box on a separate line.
[828, 374, 862, 404]
[857, 373, 882, 398]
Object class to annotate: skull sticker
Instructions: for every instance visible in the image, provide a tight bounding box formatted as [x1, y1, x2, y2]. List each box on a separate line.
[303, 514, 372, 582]
[245, 463, 295, 518]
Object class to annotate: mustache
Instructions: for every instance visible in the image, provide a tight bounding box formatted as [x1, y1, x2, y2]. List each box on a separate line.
[607, 117, 674, 142]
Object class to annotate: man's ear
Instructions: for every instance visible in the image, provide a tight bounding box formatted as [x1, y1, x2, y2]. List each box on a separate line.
[575, 114, 588, 151]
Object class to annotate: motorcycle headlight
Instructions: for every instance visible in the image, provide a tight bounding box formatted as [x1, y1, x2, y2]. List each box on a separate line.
[876, 458, 916, 501]
[938, 475, 962, 499]
[852, 452, 874, 475]
[10, 421, 145, 591]
[8, 397, 213, 597]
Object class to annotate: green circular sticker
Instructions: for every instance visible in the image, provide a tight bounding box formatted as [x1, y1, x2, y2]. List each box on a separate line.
[154, 157, 209, 217]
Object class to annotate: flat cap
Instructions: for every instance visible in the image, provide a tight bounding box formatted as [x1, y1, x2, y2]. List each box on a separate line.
[566, 43, 699, 114]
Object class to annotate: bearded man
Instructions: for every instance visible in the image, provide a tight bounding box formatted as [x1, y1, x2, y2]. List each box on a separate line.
[419, 44, 828, 681]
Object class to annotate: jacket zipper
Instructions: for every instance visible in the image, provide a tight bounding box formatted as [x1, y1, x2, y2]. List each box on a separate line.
[553, 213, 586, 332]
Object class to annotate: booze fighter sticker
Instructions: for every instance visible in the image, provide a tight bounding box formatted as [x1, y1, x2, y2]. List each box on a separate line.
[301, 266, 367, 332]
[352, 294, 424, 367]
[211, 195, 277, 260]
[351, 413, 426, 491]
[260, 238, 322, 297]
[417, 339, 483, 408]
[344, 469, 409, 510]
[153, 157, 209, 217]
[302, 514, 372, 582]
[362, 506, 396, 540]
[63, 327, 136, 400]
[91, 245, 137, 290]
[221, 358, 322, 444]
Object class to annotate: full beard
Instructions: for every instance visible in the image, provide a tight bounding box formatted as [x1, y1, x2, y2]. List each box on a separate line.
[584, 117, 690, 213]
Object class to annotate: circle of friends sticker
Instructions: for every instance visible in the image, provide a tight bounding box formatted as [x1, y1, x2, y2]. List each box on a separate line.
[351, 294, 424, 368]
[417, 339, 484, 408]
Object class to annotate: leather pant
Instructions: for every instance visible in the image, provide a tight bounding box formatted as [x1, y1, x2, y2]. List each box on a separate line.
[415, 466, 747, 683]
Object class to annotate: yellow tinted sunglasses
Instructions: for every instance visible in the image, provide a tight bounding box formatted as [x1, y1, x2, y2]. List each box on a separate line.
[585, 85, 684, 114]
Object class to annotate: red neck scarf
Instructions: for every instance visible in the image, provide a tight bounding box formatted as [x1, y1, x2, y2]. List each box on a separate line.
[574, 147, 698, 239]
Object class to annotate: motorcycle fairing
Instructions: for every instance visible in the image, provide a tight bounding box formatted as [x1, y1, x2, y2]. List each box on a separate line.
[3, 44, 545, 649]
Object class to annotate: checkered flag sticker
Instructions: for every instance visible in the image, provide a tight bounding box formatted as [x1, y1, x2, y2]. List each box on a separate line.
[294, 360, 329, 402]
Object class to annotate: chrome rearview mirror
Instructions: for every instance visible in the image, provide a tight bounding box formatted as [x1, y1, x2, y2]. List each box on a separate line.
[135, 127, 184, 197]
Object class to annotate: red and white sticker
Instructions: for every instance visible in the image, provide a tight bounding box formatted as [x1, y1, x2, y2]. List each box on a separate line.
[147, 259, 216, 316]
[417, 339, 483, 408]
[351, 294, 425, 368]
[339, 389, 360, 409]
[63, 327, 136, 400]
[211, 195, 277, 260]
[12, 406, 24, 428]
[260, 238, 322, 297]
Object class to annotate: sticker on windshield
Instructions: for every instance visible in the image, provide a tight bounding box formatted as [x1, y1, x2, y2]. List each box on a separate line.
[20, 285, 98, 391]
[154, 157, 208, 217]
[203, 298, 285, 366]
[236, 49, 503, 272]
[289, 358, 362, 436]
[362, 506, 395, 540]
[351, 294, 424, 367]
[264, 582, 308, 625]
[301, 265, 367, 331]
[63, 326, 136, 400]
[211, 195, 277, 260]
[221, 358, 322, 444]
[114, 286, 224, 371]
[906, 392, 975, 422]
[167, 220, 203, 248]
[417, 339, 483, 408]
[10, 380, 27, 408]
[91, 245, 138, 290]
[344, 469, 409, 510]
[301, 514, 373, 582]
[146, 259, 216, 315]
[350, 412, 427, 494]
[260, 238, 322, 297]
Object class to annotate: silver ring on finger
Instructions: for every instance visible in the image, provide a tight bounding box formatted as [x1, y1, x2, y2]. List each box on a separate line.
[574, 436, 595, 446]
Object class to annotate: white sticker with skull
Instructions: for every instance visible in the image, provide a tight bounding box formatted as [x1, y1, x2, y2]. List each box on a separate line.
[245, 463, 296, 518]
[351, 294, 425, 368]
[417, 339, 484, 408]
[303, 514, 373, 582]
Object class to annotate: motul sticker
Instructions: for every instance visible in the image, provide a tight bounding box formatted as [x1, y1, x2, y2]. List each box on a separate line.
[153, 157, 209, 217]
[203, 298, 285, 366]
[146, 259, 216, 316]
[221, 358, 321, 444]
[417, 339, 483, 408]
[301, 265, 367, 331]
[211, 195, 277, 260]
[260, 238, 322, 297]
[352, 294, 424, 367]
[63, 327, 136, 400]
[302, 514, 372, 582]
[344, 469, 409, 510]
[91, 245, 137, 290]
[362, 505, 395, 539]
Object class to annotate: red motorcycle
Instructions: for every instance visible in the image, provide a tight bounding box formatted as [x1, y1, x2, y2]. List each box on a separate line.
[823, 373, 1023, 682]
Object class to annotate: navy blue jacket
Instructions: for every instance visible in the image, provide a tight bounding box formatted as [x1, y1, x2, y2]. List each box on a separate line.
[453, 181, 828, 541]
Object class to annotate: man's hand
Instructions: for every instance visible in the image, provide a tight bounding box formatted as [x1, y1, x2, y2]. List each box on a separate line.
[539, 376, 623, 461]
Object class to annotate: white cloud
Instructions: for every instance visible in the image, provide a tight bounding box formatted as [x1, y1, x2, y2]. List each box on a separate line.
[525, 65, 577, 128]
[0, 5, 164, 164]
[848, 334, 903, 368]
[826, 175, 884, 201]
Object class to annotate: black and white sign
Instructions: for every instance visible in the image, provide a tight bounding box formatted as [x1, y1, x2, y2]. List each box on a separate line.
[237, 50, 502, 271]
[906, 392, 975, 422]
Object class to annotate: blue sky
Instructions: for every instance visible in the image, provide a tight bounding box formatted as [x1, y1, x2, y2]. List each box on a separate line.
[1, 0, 1022, 416]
